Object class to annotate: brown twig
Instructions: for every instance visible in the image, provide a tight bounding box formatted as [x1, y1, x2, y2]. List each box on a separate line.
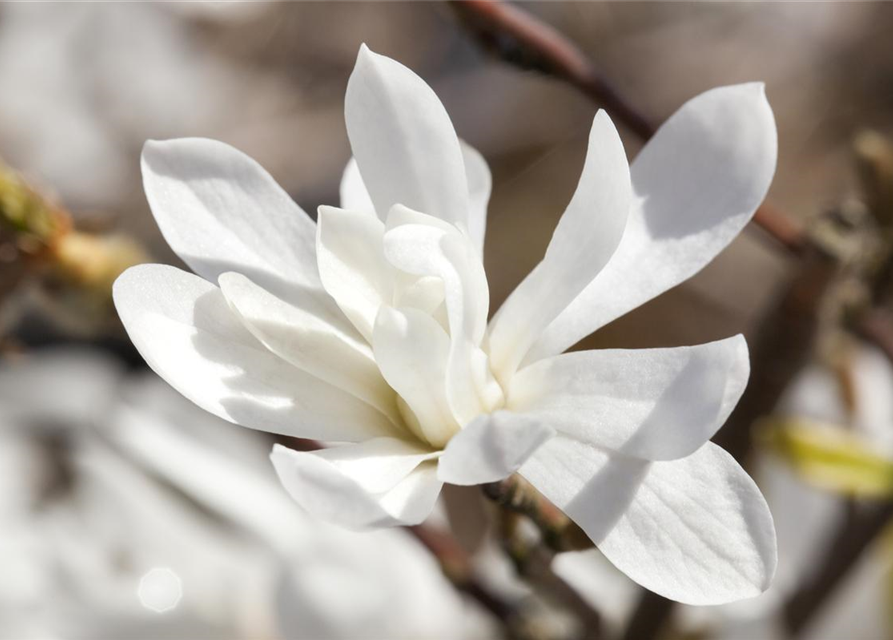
[451, 0, 807, 255]
[452, 0, 655, 140]
[855, 308, 893, 359]
[482, 474, 578, 552]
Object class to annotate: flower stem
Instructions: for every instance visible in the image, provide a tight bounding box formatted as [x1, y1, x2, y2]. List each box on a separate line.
[482, 474, 589, 553]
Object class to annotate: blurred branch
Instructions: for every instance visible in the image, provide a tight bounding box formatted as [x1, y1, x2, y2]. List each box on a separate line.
[0, 161, 148, 334]
[451, 0, 654, 139]
[494, 510, 602, 640]
[855, 308, 893, 365]
[619, 590, 674, 640]
[783, 502, 893, 636]
[451, 0, 807, 255]
[408, 523, 522, 627]
[714, 243, 839, 461]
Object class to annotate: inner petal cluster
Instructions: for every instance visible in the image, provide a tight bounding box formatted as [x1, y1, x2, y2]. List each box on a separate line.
[316, 203, 504, 449]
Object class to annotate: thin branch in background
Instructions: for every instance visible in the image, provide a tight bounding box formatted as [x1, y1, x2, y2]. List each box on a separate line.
[619, 590, 675, 640]
[451, 0, 807, 256]
[495, 510, 602, 640]
[714, 244, 839, 462]
[409, 523, 522, 626]
[783, 502, 893, 636]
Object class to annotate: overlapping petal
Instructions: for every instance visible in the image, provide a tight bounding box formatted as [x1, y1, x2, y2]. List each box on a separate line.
[372, 306, 458, 447]
[488, 111, 631, 380]
[507, 336, 749, 460]
[271, 439, 442, 529]
[437, 411, 554, 485]
[345, 45, 469, 231]
[316, 206, 394, 342]
[114, 264, 399, 442]
[340, 141, 492, 256]
[383, 212, 503, 424]
[525, 84, 777, 365]
[141, 138, 324, 304]
[218, 272, 399, 421]
[521, 438, 776, 605]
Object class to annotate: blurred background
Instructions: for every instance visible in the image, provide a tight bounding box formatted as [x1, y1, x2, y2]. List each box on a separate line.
[3, 2, 893, 639]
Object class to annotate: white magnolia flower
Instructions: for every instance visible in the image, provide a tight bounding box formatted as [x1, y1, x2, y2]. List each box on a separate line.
[114, 44, 778, 606]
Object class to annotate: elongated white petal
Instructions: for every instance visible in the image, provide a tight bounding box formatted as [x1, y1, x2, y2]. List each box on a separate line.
[114, 264, 399, 442]
[384, 214, 502, 424]
[437, 411, 554, 485]
[508, 336, 749, 461]
[141, 138, 322, 302]
[488, 111, 631, 379]
[345, 45, 469, 230]
[340, 141, 491, 256]
[527, 84, 777, 364]
[521, 438, 777, 605]
[372, 306, 458, 448]
[271, 442, 442, 529]
[316, 206, 394, 342]
[218, 272, 398, 420]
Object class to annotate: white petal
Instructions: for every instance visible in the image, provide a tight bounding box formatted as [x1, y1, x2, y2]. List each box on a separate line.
[437, 411, 554, 485]
[507, 336, 749, 461]
[316, 205, 394, 342]
[384, 218, 489, 347]
[113, 264, 399, 442]
[218, 272, 398, 420]
[384, 214, 502, 424]
[339, 157, 376, 216]
[385, 202, 458, 235]
[271, 442, 442, 529]
[527, 84, 777, 363]
[521, 438, 777, 605]
[340, 140, 492, 256]
[141, 138, 322, 302]
[372, 306, 458, 448]
[488, 111, 630, 380]
[345, 45, 469, 229]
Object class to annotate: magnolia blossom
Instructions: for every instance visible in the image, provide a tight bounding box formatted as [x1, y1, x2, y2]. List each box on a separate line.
[115, 44, 778, 605]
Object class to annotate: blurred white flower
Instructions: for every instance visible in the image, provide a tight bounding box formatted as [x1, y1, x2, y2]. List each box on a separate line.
[115, 44, 778, 605]
[0, 350, 480, 639]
